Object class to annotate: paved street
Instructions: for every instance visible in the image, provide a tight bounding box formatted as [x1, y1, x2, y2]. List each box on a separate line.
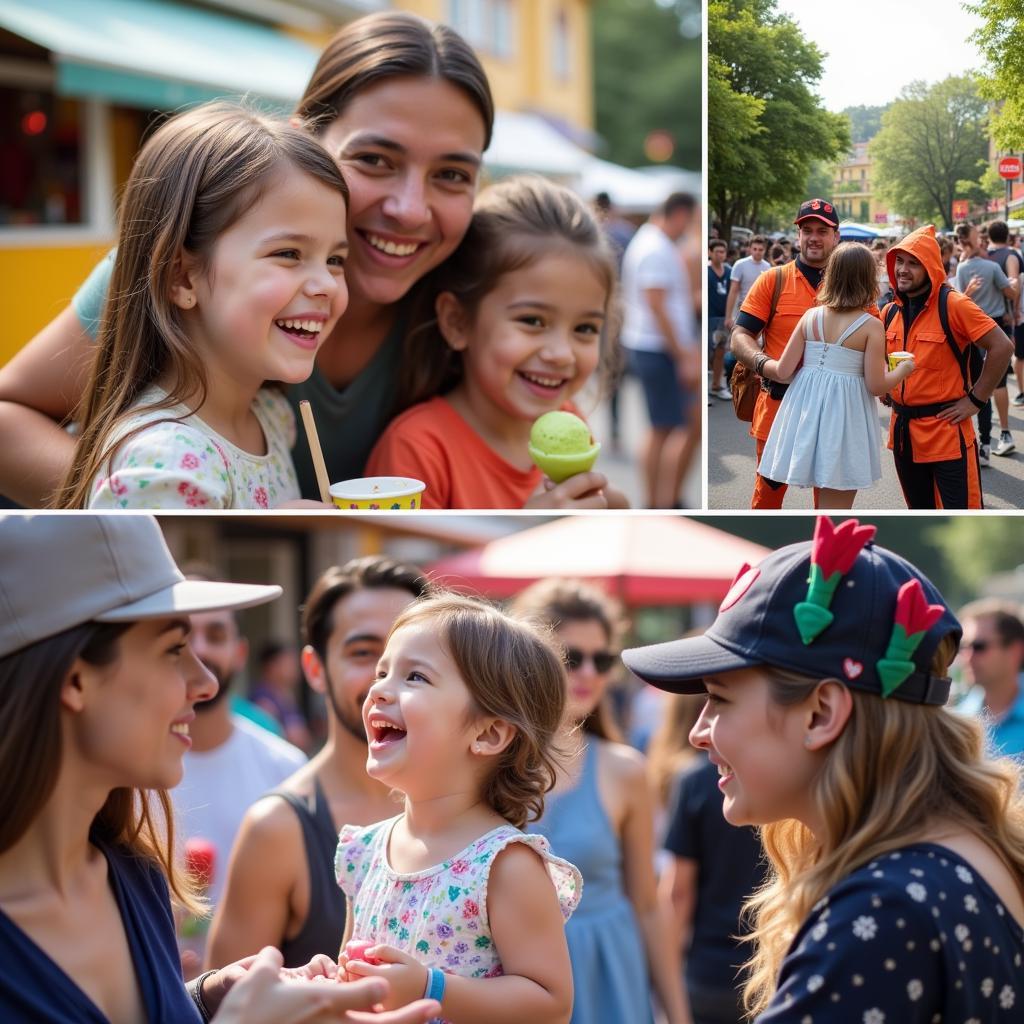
[590, 374, 702, 510]
[708, 380, 1024, 510]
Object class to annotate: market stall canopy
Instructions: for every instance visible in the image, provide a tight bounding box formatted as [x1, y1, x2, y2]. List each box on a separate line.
[577, 157, 681, 215]
[485, 111, 593, 176]
[0, 0, 320, 109]
[838, 221, 880, 240]
[427, 516, 771, 606]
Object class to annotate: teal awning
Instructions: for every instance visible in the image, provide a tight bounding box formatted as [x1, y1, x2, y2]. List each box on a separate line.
[0, 0, 321, 111]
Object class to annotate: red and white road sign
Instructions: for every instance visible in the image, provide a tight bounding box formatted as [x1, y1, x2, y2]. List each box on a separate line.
[998, 156, 1022, 179]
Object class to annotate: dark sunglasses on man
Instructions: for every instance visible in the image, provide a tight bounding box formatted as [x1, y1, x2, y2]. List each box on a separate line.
[564, 647, 617, 673]
[961, 640, 996, 654]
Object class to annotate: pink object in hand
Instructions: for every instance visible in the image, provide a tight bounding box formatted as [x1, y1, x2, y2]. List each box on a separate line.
[344, 939, 382, 965]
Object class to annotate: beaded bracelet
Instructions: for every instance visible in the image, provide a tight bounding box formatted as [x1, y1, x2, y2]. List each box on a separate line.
[187, 969, 217, 1023]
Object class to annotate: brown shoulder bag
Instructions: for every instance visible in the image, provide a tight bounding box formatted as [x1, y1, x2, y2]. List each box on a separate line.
[731, 266, 785, 421]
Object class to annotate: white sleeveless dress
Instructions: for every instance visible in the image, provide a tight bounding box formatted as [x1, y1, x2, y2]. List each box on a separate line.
[759, 308, 882, 490]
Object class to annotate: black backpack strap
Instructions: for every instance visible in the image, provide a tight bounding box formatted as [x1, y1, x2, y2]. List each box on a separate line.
[883, 288, 970, 391]
[937, 284, 970, 390]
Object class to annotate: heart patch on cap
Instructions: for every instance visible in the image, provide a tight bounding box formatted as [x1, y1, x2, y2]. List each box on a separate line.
[720, 564, 760, 612]
[843, 658, 863, 680]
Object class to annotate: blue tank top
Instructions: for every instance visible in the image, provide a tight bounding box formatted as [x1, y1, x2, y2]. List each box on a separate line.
[530, 739, 655, 1024]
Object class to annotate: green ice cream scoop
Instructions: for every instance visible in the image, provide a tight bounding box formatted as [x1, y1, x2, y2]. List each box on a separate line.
[528, 411, 601, 483]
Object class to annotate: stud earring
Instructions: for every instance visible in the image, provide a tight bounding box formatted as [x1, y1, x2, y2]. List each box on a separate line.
[804, 735, 813, 747]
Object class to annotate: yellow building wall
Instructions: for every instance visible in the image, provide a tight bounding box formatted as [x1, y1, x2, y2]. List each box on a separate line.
[393, 0, 592, 128]
[0, 243, 112, 364]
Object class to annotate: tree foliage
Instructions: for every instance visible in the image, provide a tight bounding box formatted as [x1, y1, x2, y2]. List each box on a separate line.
[842, 104, 888, 144]
[709, 0, 849, 238]
[705, 516, 1021, 609]
[870, 77, 989, 229]
[967, 0, 1024, 149]
[592, 0, 700, 170]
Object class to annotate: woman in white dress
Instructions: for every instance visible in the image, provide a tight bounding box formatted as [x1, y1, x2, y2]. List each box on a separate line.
[758, 242, 916, 509]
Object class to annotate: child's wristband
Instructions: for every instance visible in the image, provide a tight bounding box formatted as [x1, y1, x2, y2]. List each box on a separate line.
[423, 966, 446, 1003]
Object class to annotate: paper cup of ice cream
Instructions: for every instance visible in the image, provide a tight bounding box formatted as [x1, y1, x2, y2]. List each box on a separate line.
[887, 351, 913, 372]
[329, 477, 426, 510]
[528, 411, 601, 484]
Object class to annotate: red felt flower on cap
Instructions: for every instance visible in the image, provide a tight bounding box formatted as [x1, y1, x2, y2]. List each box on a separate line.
[876, 579, 946, 697]
[824, 203, 833, 213]
[793, 517, 877, 645]
[811, 200, 820, 209]
[811, 516, 877, 580]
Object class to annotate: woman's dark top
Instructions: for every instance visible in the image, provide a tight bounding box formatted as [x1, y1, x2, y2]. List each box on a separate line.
[0, 831, 200, 1023]
[758, 842, 1024, 1023]
[274, 778, 346, 967]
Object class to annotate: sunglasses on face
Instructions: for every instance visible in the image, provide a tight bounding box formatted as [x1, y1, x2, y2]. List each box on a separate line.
[962, 640, 995, 654]
[564, 648, 617, 673]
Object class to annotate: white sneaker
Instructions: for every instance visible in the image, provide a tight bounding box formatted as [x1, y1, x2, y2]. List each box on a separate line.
[993, 431, 1016, 457]
[979, 443, 990, 466]
[1012, 392, 1024, 407]
[710, 386, 733, 400]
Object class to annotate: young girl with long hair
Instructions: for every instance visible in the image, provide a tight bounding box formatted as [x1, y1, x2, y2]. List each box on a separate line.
[336, 593, 582, 1023]
[0, 514, 441, 1024]
[511, 579, 689, 1024]
[624, 516, 1024, 1023]
[2, 12, 494, 508]
[365, 176, 628, 510]
[57, 103, 350, 509]
[758, 242, 917, 509]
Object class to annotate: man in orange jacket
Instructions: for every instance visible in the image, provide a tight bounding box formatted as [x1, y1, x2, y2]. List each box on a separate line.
[730, 199, 842, 509]
[883, 225, 1013, 508]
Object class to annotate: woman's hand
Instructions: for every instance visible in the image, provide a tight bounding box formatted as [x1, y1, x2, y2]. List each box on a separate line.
[342, 943, 429, 1012]
[209, 946, 440, 1024]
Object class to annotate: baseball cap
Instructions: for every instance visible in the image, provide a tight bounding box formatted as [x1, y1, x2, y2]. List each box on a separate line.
[794, 199, 839, 229]
[622, 517, 960, 706]
[0, 515, 282, 658]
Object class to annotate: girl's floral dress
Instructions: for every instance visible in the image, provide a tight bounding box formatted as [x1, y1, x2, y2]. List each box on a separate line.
[89, 386, 299, 509]
[335, 815, 582, 985]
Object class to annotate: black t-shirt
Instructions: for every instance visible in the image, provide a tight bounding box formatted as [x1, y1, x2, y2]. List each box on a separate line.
[663, 753, 767, 994]
[708, 264, 732, 319]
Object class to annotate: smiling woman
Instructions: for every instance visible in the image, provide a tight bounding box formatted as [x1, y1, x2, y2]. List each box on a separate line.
[623, 516, 1024, 1023]
[0, 515, 448, 1024]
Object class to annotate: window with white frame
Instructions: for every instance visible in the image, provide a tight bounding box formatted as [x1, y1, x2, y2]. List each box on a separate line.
[448, 0, 517, 59]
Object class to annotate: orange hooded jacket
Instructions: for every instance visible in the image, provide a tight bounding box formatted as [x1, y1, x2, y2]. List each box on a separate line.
[884, 225, 996, 462]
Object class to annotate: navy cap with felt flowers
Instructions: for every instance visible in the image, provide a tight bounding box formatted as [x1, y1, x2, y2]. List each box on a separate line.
[622, 517, 961, 705]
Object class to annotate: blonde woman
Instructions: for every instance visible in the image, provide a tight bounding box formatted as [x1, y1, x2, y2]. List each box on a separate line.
[624, 516, 1024, 1022]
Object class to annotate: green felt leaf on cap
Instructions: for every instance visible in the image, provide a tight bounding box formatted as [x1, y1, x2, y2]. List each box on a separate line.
[877, 658, 915, 697]
[794, 601, 834, 645]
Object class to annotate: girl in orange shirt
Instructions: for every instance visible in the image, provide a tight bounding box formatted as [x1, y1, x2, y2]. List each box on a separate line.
[366, 177, 628, 509]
